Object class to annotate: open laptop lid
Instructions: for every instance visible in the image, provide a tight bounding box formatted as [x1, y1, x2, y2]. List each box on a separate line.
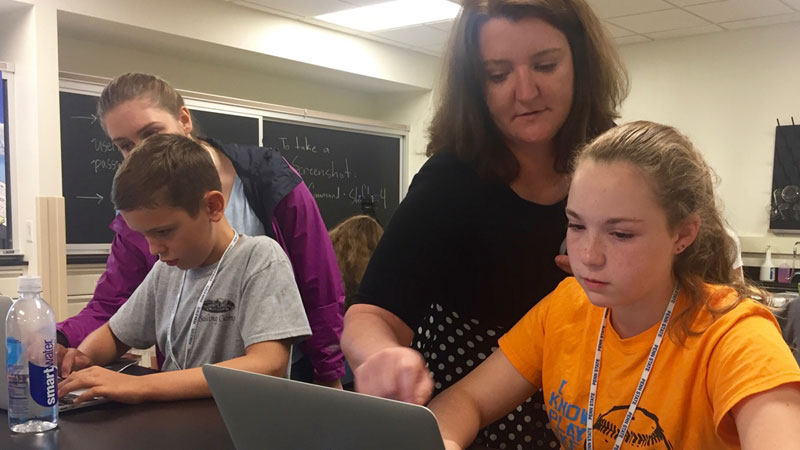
[203, 365, 446, 450]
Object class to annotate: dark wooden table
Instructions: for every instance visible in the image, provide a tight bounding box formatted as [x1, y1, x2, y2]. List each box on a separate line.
[0, 398, 234, 449]
[0, 394, 498, 449]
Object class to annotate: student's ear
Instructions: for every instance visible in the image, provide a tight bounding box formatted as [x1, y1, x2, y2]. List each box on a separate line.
[674, 213, 701, 255]
[204, 191, 225, 222]
[179, 106, 193, 136]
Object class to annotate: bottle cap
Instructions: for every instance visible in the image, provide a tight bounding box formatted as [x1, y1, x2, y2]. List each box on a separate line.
[18, 275, 42, 293]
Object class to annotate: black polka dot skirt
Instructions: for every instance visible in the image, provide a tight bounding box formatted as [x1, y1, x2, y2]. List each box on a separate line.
[414, 304, 560, 450]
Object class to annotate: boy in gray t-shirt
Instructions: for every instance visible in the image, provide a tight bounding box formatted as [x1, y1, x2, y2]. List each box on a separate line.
[57, 134, 310, 404]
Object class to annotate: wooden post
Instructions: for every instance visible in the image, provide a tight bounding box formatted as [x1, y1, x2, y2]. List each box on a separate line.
[35, 196, 67, 321]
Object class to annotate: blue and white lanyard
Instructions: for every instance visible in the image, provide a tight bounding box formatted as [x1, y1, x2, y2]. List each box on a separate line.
[585, 285, 679, 450]
[165, 231, 239, 370]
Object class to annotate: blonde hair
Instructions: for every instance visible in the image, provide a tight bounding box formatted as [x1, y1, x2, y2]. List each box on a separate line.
[574, 121, 767, 343]
[329, 215, 384, 309]
[427, 0, 629, 181]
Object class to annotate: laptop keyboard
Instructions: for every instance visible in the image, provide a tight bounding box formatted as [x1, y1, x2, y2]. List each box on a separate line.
[58, 393, 80, 407]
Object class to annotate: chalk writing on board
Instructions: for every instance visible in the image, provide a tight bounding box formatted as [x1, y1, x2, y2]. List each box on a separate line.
[89, 158, 121, 173]
[76, 193, 104, 204]
[275, 134, 393, 214]
[91, 138, 116, 153]
[71, 114, 99, 124]
[263, 119, 400, 229]
[306, 183, 388, 209]
[290, 156, 351, 180]
[278, 136, 331, 154]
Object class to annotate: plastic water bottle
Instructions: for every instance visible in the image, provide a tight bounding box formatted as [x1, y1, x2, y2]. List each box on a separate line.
[6, 275, 58, 433]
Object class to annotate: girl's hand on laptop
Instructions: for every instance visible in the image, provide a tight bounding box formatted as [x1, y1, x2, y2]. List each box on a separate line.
[354, 347, 433, 405]
[58, 347, 95, 378]
[57, 366, 147, 404]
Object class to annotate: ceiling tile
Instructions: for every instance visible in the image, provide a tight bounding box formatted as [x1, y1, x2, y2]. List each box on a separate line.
[237, 0, 352, 17]
[686, 0, 793, 23]
[419, 41, 448, 55]
[374, 25, 449, 47]
[585, 0, 673, 19]
[340, 0, 393, 5]
[779, 0, 800, 10]
[615, 35, 652, 45]
[721, 11, 800, 29]
[607, 9, 710, 33]
[428, 19, 455, 32]
[603, 22, 636, 37]
[665, 0, 725, 5]
[646, 23, 724, 39]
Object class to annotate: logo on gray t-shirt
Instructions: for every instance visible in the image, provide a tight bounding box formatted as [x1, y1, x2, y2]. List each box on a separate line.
[203, 299, 235, 313]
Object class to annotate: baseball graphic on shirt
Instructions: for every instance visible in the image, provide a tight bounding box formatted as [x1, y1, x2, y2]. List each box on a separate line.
[593, 405, 673, 449]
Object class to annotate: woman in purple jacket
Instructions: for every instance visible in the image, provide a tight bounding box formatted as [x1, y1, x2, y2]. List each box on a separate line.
[57, 73, 345, 387]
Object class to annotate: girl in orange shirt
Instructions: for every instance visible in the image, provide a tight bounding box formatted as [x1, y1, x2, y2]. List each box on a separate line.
[429, 121, 800, 449]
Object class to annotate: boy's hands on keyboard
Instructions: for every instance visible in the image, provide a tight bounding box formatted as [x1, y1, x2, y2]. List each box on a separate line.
[58, 366, 149, 405]
[58, 346, 95, 377]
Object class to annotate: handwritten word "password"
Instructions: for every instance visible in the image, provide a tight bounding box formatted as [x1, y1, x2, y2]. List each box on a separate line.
[90, 158, 122, 173]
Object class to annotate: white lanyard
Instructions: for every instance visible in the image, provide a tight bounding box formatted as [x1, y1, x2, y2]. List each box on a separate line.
[165, 231, 239, 370]
[585, 285, 679, 450]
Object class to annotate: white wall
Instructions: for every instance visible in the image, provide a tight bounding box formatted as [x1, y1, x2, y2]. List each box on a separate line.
[618, 21, 800, 257]
[58, 37, 385, 122]
[54, 0, 439, 91]
[0, 0, 63, 275]
[373, 90, 437, 179]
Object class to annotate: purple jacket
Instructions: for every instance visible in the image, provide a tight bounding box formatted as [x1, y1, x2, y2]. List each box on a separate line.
[58, 141, 345, 381]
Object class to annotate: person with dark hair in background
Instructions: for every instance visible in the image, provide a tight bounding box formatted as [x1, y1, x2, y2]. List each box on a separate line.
[56, 73, 345, 388]
[341, 0, 628, 447]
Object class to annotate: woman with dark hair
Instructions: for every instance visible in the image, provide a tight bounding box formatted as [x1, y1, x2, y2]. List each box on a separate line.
[341, 0, 627, 447]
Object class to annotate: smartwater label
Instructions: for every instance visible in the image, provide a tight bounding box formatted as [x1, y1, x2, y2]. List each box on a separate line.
[29, 362, 57, 407]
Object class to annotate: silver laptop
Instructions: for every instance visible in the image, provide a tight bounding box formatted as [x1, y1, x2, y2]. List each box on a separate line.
[56, 358, 144, 412]
[203, 365, 446, 450]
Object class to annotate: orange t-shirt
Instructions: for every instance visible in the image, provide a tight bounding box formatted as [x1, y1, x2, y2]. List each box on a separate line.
[498, 277, 800, 450]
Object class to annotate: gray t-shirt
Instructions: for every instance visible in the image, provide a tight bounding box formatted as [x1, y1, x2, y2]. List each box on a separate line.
[109, 234, 311, 371]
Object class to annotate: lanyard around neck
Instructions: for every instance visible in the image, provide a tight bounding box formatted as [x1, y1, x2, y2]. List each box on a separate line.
[165, 230, 239, 371]
[585, 285, 679, 450]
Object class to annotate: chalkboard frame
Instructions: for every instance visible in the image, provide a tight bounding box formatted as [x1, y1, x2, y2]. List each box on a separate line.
[60, 73, 408, 254]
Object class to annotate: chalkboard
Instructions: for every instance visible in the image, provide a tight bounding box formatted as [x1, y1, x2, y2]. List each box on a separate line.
[262, 119, 401, 229]
[60, 91, 121, 245]
[192, 109, 259, 146]
[59, 91, 260, 246]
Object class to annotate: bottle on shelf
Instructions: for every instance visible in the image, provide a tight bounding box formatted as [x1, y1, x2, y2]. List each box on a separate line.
[760, 245, 776, 282]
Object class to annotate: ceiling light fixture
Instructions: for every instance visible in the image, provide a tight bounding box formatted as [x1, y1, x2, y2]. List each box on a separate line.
[315, 0, 461, 32]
